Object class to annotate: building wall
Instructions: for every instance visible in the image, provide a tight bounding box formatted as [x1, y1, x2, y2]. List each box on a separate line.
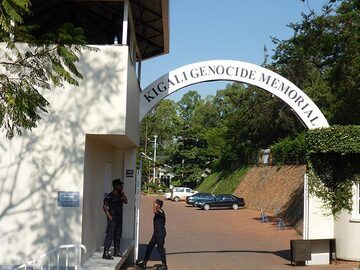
[0, 45, 139, 265]
[334, 208, 360, 261]
[306, 195, 334, 239]
[0, 129, 85, 265]
[81, 136, 116, 261]
[306, 184, 360, 262]
[125, 56, 140, 144]
[121, 148, 137, 240]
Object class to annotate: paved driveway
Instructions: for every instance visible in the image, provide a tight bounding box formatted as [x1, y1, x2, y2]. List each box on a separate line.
[126, 196, 357, 270]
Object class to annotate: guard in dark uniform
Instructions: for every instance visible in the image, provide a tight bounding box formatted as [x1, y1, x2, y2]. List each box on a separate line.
[137, 199, 167, 270]
[102, 179, 128, 260]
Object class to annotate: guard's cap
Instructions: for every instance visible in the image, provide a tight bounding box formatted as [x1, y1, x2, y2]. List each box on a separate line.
[155, 199, 163, 208]
[112, 179, 123, 188]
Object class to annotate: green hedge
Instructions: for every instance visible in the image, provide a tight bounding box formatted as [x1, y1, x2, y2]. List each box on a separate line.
[306, 125, 360, 154]
[306, 125, 360, 216]
[270, 133, 306, 165]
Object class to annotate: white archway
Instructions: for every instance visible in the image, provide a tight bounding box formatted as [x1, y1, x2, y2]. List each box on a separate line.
[139, 60, 329, 129]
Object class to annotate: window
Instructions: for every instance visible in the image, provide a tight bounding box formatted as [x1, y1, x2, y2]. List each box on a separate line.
[352, 183, 360, 220]
[357, 182, 360, 216]
[186, 188, 191, 193]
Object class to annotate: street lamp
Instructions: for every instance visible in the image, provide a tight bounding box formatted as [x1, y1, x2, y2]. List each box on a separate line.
[148, 135, 158, 182]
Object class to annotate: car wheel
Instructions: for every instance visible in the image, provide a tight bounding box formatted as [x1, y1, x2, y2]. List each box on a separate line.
[203, 204, 210, 210]
[174, 196, 180, 202]
[232, 203, 239, 210]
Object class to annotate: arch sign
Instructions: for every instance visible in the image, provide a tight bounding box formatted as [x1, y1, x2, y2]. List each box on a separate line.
[140, 60, 329, 129]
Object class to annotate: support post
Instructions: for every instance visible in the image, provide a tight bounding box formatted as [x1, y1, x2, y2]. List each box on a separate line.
[122, 0, 129, 45]
[134, 155, 142, 261]
[303, 173, 309, 240]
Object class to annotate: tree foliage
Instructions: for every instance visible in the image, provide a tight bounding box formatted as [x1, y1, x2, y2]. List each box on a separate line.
[271, 0, 360, 125]
[0, 0, 93, 138]
[140, 0, 360, 191]
[141, 85, 302, 186]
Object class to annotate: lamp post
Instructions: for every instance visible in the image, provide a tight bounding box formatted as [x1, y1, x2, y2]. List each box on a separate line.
[148, 135, 158, 182]
[153, 135, 158, 182]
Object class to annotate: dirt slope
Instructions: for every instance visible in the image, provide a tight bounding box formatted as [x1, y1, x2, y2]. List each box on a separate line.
[234, 165, 306, 233]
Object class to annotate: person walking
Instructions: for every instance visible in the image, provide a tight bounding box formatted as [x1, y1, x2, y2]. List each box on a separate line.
[102, 179, 128, 260]
[137, 199, 167, 270]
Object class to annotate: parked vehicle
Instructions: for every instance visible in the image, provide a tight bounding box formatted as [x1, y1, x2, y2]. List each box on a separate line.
[196, 194, 245, 210]
[186, 193, 214, 206]
[171, 187, 197, 202]
[164, 192, 172, 200]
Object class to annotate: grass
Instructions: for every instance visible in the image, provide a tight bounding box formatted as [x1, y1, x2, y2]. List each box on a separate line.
[197, 166, 249, 194]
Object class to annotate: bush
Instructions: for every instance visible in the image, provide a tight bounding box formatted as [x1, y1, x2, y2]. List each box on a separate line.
[306, 125, 360, 154]
[306, 125, 360, 216]
[270, 133, 306, 165]
[142, 182, 167, 194]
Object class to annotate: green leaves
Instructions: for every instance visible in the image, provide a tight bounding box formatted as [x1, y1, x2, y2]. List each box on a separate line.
[306, 125, 360, 216]
[0, 2, 93, 139]
[1, 0, 30, 24]
[306, 125, 360, 154]
[272, 0, 360, 125]
[270, 133, 306, 165]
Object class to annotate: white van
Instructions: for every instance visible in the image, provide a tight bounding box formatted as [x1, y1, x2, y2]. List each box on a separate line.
[170, 187, 197, 202]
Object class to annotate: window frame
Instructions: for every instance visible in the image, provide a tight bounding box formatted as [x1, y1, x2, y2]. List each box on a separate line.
[351, 182, 360, 221]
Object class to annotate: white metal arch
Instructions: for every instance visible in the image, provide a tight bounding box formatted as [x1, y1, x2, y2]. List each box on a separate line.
[139, 60, 329, 129]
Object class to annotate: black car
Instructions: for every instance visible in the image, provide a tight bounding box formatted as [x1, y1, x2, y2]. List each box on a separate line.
[186, 193, 214, 206]
[196, 194, 245, 210]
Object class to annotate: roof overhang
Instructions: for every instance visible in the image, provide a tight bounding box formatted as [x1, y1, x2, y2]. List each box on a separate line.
[24, 0, 169, 60]
[130, 0, 169, 60]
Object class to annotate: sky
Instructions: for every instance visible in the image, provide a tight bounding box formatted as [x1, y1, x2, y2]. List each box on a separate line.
[140, 0, 328, 101]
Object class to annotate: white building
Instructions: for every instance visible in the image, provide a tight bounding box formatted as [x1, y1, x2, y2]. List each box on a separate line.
[0, 0, 168, 268]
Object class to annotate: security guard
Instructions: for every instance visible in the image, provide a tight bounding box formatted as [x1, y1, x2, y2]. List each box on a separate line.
[137, 199, 167, 270]
[102, 179, 128, 260]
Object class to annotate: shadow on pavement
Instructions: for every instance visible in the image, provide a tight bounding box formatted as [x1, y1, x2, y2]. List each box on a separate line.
[137, 244, 161, 261]
[166, 249, 291, 261]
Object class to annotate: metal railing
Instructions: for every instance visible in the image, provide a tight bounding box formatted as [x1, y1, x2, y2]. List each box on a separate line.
[14, 244, 87, 270]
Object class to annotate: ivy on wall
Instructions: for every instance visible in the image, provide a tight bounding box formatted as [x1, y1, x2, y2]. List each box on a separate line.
[306, 125, 360, 216]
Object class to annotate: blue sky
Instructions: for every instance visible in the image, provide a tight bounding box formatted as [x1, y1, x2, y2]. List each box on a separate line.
[140, 0, 327, 101]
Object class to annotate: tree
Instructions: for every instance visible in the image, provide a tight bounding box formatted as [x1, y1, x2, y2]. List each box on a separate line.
[177, 90, 201, 123]
[0, 0, 92, 139]
[170, 91, 206, 186]
[271, 0, 360, 125]
[139, 99, 181, 181]
[209, 83, 303, 169]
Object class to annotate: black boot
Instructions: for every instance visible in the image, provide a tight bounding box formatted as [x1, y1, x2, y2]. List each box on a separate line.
[113, 240, 123, 257]
[102, 250, 113, 260]
[136, 260, 147, 269]
[156, 264, 167, 270]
